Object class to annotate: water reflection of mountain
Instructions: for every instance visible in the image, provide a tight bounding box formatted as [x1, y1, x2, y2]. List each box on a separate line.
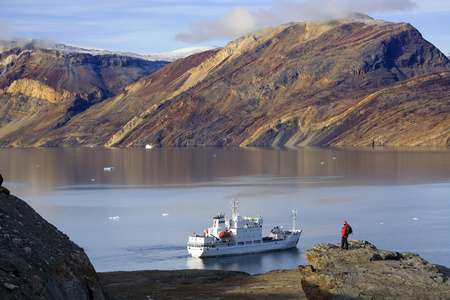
[2, 147, 450, 197]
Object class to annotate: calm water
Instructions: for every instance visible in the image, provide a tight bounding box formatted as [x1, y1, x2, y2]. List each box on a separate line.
[1, 147, 449, 274]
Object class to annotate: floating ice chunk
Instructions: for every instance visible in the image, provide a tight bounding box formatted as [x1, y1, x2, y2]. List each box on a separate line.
[162, 213, 169, 217]
[412, 217, 418, 221]
[104, 167, 115, 171]
[380, 222, 384, 225]
[145, 144, 154, 149]
[109, 216, 120, 220]
[321, 161, 325, 165]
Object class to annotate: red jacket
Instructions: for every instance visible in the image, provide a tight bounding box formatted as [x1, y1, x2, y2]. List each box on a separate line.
[342, 224, 349, 238]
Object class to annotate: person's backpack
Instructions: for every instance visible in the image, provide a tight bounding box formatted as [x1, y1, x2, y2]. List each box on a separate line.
[346, 225, 353, 235]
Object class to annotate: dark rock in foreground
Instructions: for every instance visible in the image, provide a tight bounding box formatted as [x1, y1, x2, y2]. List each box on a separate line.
[299, 240, 450, 299]
[0, 192, 104, 299]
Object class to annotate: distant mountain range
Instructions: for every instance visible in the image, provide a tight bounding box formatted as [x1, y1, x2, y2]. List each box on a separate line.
[1, 17, 449, 147]
[0, 39, 218, 62]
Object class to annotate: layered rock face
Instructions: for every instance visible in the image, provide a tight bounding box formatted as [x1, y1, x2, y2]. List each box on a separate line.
[0, 40, 169, 146]
[0, 191, 105, 299]
[299, 240, 450, 299]
[1, 18, 450, 147]
[46, 18, 449, 147]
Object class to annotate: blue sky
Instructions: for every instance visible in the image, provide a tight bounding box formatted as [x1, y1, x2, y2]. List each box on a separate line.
[1, 0, 449, 54]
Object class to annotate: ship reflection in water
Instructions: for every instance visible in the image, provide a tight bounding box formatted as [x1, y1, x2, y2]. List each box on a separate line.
[187, 247, 303, 274]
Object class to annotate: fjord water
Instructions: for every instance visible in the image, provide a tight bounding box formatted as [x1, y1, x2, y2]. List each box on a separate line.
[1, 147, 449, 274]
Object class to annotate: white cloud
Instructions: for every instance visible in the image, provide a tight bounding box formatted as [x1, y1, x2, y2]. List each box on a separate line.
[176, 6, 260, 43]
[2, 0, 448, 53]
[176, 0, 418, 43]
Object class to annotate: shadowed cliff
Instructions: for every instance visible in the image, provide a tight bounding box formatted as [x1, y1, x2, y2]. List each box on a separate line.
[0, 190, 105, 299]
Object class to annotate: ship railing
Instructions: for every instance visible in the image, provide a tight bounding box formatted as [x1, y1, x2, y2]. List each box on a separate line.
[187, 243, 215, 248]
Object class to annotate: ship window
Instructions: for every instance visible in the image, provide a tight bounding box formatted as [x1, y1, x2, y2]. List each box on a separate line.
[246, 241, 252, 245]
[254, 240, 261, 244]
[238, 242, 244, 246]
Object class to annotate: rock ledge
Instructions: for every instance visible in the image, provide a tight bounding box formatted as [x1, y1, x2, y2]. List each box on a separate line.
[299, 240, 450, 299]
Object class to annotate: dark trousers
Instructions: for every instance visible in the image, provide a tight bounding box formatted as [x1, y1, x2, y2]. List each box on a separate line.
[341, 237, 348, 249]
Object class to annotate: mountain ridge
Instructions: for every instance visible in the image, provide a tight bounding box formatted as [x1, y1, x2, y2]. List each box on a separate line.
[0, 38, 218, 62]
[1, 18, 449, 147]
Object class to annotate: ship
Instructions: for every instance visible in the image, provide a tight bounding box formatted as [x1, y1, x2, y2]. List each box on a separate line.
[187, 198, 302, 257]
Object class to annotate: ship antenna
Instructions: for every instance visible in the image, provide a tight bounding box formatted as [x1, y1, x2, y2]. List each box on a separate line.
[291, 208, 297, 230]
[231, 197, 239, 220]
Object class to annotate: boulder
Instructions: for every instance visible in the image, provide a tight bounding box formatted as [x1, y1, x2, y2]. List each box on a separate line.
[299, 240, 450, 299]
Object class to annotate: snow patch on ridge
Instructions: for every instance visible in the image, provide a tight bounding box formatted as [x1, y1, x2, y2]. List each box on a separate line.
[0, 38, 219, 62]
[52, 43, 219, 61]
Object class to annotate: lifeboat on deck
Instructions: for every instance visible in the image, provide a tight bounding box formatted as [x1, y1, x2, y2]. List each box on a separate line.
[219, 231, 231, 239]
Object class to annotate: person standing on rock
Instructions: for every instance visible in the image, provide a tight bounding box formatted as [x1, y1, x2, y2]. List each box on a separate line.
[341, 221, 352, 250]
[0, 173, 10, 195]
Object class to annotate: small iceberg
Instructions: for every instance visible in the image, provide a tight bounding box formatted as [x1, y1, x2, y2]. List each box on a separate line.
[145, 144, 154, 149]
[412, 217, 418, 221]
[109, 216, 120, 221]
[162, 213, 169, 217]
[104, 167, 115, 171]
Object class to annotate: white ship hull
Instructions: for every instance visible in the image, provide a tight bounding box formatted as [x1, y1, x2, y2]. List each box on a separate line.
[187, 198, 302, 258]
[188, 230, 301, 258]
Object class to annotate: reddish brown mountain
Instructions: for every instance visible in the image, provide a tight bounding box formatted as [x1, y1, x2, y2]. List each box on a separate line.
[1, 18, 449, 147]
[0, 40, 168, 146]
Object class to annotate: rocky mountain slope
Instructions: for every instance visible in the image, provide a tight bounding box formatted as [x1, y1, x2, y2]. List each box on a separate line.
[0, 190, 104, 299]
[1, 18, 449, 147]
[0, 40, 169, 146]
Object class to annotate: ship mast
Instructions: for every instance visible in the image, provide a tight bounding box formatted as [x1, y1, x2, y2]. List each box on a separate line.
[291, 208, 297, 230]
[231, 197, 239, 221]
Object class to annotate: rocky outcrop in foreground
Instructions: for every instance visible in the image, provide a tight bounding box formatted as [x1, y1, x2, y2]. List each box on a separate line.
[0, 192, 104, 299]
[299, 240, 450, 299]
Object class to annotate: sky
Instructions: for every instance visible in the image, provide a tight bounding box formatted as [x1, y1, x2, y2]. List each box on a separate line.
[1, 0, 449, 54]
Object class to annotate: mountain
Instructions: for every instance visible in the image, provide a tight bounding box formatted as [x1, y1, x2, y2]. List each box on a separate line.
[141, 46, 221, 62]
[0, 191, 105, 299]
[48, 42, 218, 62]
[0, 39, 170, 146]
[1, 18, 449, 147]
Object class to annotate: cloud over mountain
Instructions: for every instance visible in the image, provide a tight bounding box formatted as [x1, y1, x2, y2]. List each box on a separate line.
[175, 0, 418, 43]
